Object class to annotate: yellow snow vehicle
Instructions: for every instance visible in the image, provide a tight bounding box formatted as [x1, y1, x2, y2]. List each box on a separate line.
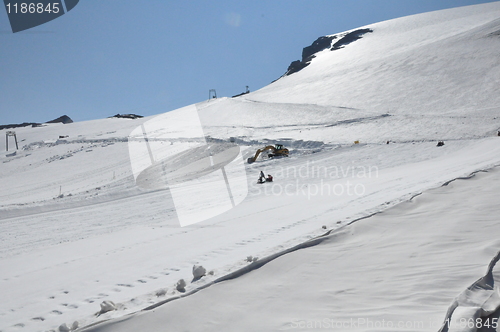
[247, 144, 289, 164]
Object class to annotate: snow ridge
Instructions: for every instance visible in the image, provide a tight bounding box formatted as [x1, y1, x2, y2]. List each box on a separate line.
[439, 250, 500, 332]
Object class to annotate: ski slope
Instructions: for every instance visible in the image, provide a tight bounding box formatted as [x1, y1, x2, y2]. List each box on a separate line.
[79, 167, 500, 332]
[1, 2, 500, 332]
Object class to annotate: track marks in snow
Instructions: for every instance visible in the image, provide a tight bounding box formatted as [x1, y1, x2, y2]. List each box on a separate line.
[116, 283, 134, 288]
[31, 317, 45, 322]
[85, 293, 109, 304]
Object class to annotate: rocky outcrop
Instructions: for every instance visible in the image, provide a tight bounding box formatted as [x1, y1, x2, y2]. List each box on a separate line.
[0, 122, 40, 130]
[109, 114, 144, 119]
[283, 28, 373, 77]
[331, 28, 373, 50]
[0, 115, 73, 130]
[302, 36, 337, 63]
[46, 115, 73, 124]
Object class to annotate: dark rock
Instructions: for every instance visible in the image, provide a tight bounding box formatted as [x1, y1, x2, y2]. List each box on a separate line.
[285, 60, 310, 76]
[46, 115, 73, 124]
[283, 36, 337, 77]
[331, 28, 373, 51]
[0, 122, 40, 130]
[232, 86, 250, 98]
[302, 36, 337, 62]
[109, 114, 144, 119]
[1, 115, 72, 130]
[281, 28, 373, 78]
[232, 91, 250, 98]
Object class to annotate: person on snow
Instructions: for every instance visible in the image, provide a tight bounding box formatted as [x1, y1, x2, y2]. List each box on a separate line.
[258, 170, 265, 184]
[266, 174, 273, 182]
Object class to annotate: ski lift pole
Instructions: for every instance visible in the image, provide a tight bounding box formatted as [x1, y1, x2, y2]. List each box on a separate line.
[6, 131, 18, 151]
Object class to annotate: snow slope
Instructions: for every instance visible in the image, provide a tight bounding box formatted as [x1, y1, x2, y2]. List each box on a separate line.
[79, 167, 500, 332]
[251, 2, 500, 117]
[1, 2, 500, 332]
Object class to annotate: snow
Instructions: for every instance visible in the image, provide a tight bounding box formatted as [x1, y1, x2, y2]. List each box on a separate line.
[1, 2, 500, 332]
[78, 168, 500, 332]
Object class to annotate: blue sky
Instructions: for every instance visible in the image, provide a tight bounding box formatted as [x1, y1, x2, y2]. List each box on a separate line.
[0, 0, 498, 124]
